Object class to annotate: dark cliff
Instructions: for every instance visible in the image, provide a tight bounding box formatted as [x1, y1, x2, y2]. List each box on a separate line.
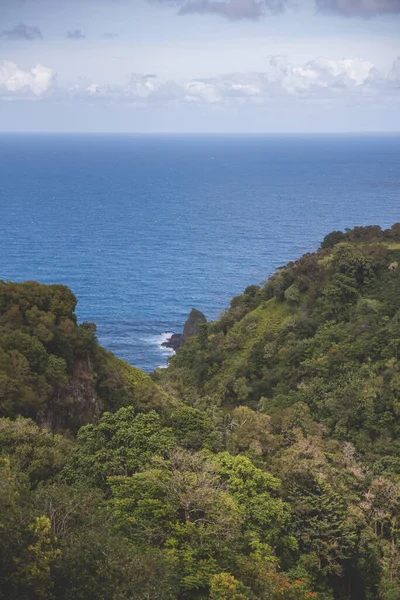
[162, 307, 207, 351]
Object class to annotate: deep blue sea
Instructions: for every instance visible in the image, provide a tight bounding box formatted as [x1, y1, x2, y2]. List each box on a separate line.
[1, 134, 399, 371]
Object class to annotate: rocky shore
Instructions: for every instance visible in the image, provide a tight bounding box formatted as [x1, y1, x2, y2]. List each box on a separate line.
[162, 308, 207, 351]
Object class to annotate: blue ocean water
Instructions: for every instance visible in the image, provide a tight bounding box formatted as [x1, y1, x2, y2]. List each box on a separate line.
[0, 133, 399, 372]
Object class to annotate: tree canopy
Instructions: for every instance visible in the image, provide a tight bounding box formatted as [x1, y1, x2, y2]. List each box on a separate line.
[2, 224, 400, 600]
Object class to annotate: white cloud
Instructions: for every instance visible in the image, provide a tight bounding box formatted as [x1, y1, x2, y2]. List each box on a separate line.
[173, 56, 380, 105]
[70, 73, 181, 105]
[2, 54, 399, 109]
[180, 55, 396, 106]
[184, 80, 222, 103]
[265, 55, 377, 95]
[0, 60, 55, 97]
[125, 73, 159, 99]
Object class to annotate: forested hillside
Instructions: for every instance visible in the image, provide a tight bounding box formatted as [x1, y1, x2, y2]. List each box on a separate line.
[2, 224, 400, 600]
[0, 281, 164, 431]
[159, 223, 400, 464]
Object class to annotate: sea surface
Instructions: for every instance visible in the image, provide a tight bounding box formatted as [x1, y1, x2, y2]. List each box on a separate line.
[0, 133, 399, 371]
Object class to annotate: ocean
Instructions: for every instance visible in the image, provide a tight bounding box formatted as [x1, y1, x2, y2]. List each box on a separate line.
[1, 133, 399, 371]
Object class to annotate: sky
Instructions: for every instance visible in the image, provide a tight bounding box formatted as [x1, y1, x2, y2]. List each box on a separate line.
[0, 0, 399, 132]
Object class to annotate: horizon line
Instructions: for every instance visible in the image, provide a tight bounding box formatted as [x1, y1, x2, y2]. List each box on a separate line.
[0, 130, 399, 136]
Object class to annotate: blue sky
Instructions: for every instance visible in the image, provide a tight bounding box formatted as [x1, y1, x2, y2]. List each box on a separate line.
[0, 0, 399, 132]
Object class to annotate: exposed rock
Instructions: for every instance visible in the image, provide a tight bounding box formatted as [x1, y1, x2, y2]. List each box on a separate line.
[163, 333, 183, 352]
[182, 308, 207, 341]
[44, 358, 100, 433]
[162, 308, 207, 351]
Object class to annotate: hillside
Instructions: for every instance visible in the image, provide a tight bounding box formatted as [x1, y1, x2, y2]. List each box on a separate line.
[0, 281, 165, 432]
[157, 223, 400, 465]
[1, 224, 400, 600]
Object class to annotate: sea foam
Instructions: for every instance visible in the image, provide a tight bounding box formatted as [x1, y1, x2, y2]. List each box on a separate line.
[144, 332, 176, 355]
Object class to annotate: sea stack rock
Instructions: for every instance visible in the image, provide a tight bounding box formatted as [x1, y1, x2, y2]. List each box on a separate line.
[182, 308, 207, 343]
[162, 308, 207, 351]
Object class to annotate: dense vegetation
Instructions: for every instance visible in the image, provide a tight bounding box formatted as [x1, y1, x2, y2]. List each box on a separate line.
[0, 281, 164, 431]
[2, 223, 400, 600]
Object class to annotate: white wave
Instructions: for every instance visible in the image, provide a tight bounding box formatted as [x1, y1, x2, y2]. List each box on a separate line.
[142, 332, 176, 355]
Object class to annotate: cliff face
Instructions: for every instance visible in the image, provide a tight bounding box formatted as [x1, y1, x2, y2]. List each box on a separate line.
[0, 281, 160, 432]
[43, 358, 99, 433]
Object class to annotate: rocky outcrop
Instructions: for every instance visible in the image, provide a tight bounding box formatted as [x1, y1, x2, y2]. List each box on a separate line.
[163, 333, 184, 352]
[182, 308, 207, 341]
[162, 308, 207, 351]
[44, 358, 101, 433]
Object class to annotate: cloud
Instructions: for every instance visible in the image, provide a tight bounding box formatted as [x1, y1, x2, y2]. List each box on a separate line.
[151, 0, 400, 18]
[66, 54, 399, 108]
[266, 55, 377, 94]
[151, 0, 289, 19]
[101, 32, 119, 39]
[178, 0, 265, 20]
[0, 60, 55, 97]
[316, 0, 400, 16]
[184, 79, 223, 102]
[71, 73, 184, 105]
[67, 29, 86, 39]
[124, 73, 159, 100]
[2, 54, 398, 108]
[1, 23, 43, 40]
[179, 56, 379, 104]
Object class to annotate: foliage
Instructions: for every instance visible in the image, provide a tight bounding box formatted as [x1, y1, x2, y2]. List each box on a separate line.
[0, 281, 162, 431]
[66, 407, 177, 488]
[0, 416, 71, 486]
[3, 224, 400, 599]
